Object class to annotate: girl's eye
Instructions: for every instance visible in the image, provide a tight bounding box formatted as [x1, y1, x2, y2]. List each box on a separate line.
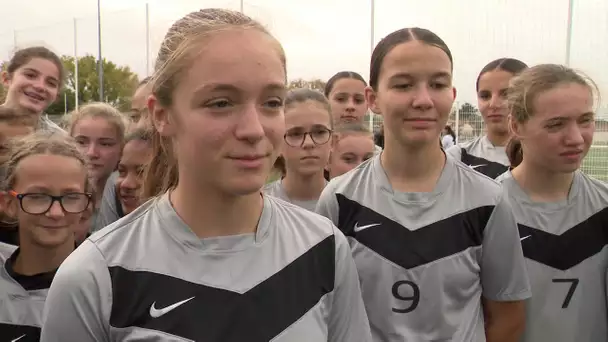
[287, 132, 304, 138]
[431, 83, 448, 89]
[206, 100, 231, 109]
[265, 99, 283, 108]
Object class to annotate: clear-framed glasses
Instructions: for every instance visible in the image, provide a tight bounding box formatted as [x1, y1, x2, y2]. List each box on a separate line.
[9, 190, 92, 215]
[284, 126, 332, 147]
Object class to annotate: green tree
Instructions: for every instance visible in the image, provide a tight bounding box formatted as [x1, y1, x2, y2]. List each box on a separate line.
[288, 78, 326, 92]
[46, 55, 139, 115]
[0, 61, 7, 103]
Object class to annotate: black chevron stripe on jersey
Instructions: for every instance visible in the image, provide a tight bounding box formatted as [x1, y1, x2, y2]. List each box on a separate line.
[460, 148, 508, 179]
[518, 208, 608, 270]
[109, 235, 335, 342]
[0, 323, 41, 342]
[336, 194, 494, 269]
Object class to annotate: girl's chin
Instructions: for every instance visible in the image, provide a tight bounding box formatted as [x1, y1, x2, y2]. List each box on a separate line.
[19, 100, 45, 113]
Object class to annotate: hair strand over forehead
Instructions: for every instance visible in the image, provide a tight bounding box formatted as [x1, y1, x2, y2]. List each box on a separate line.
[508, 63, 598, 124]
[142, 8, 286, 199]
[505, 63, 599, 168]
[2, 131, 89, 191]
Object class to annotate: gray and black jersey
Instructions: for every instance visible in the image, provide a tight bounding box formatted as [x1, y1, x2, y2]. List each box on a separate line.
[94, 171, 122, 232]
[446, 135, 509, 179]
[40, 194, 372, 342]
[263, 179, 325, 212]
[316, 155, 531, 342]
[499, 171, 608, 342]
[1, 244, 55, 342]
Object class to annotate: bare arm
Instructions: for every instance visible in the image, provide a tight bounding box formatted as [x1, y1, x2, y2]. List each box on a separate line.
[483, 299, 526, 342]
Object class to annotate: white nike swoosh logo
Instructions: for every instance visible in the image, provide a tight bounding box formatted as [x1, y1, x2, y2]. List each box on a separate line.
[149, 296, 195, 318]
[11, 335, 26, 342]
[520, 235, 531, 241]
[469, 164, 487, 169]
[354, 223, 381, 233]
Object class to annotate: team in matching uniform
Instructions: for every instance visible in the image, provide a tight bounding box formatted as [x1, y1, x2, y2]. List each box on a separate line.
[497, 64, 608, 342]
[446, 58, 529, 179]
[40, 9, 370, 342]
[0, 6, 605, 342]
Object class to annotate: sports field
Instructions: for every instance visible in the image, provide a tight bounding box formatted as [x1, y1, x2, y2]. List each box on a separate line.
[265, 145, 608, 184]
[582, 145, 608, 182]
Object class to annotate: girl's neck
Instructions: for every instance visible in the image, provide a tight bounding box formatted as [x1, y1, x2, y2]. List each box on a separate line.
[511, 160, 575, 202]
[282, 171, 326, 201]
[486, 130, 511, 147]
[4, 101, 42, 117]
[14, 237, 74, 275]
[382, 136, 445, 193]
[94, 176, 109, 205]
[171, 180, 264, 239]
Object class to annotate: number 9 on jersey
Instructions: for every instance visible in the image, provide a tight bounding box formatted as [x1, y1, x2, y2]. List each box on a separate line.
[392, 280, 420, 313]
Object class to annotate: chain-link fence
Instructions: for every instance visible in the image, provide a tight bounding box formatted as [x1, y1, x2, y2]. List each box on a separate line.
[450, 104, 608, 182]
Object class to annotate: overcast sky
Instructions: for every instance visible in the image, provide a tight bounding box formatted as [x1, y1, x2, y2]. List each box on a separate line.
[0, 0, 606, 114]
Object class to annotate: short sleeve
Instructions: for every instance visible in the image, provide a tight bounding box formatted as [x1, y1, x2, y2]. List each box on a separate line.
[445, 145, 462, 161]
[315, 183, 340, 226]
[441, 135, 454, 149]
[94, 172, 121, 232]
[327, 226, 372, 342]
[480, 194, 531, 301]
[41, 240, 113, 342]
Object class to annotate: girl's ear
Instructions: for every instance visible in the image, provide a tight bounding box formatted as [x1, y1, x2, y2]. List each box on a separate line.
[1, 70, 12, 87]
[331, 132, 340, 149]
[365, 86, 381, 115]
[0, 191, 17, 219]
[509, 114, 522, 139]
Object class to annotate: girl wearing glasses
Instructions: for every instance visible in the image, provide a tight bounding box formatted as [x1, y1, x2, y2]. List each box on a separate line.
[0, 131, 91, 341]
[264, 88, 333, 212]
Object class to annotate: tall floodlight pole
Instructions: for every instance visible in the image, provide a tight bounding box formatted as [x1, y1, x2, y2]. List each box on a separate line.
[369, 0, 375, 132]
[97, 0, 104, 101]
[240, 0, 244, 13]
[564, 0, 574, 66]
[145, 3, 150, 76]
[74, 18, 79, 110]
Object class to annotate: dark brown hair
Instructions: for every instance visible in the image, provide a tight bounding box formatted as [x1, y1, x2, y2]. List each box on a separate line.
[125, 127, 153, 144]
[6, 46, 65, 89]
[506, 137, 523, 168]
[324, 71, 367, 97]
[476, 58, 528, 91]
[369, 28, 453, 91]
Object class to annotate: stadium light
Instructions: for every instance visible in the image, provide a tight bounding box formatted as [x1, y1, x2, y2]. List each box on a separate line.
[97, 0, 104, 101]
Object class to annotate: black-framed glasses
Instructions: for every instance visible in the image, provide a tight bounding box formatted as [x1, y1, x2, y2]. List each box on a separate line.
[284, 126, 332, 147]
[9, 191, 92, 215]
